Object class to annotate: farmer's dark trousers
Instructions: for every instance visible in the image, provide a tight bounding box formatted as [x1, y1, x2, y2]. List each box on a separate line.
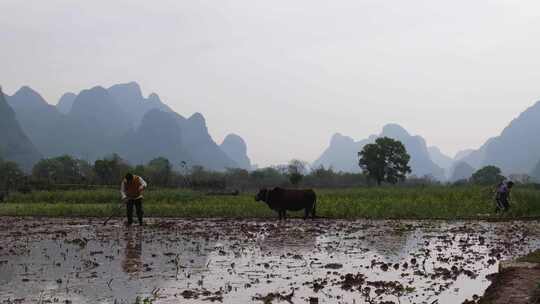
[126, 199, 143, 225]
[496, 197, 509, 212]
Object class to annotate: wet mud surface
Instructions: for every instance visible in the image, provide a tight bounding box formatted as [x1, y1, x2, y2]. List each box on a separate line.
[0, 217, 539, 304]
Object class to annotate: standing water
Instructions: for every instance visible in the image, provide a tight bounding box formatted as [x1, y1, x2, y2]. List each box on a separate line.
[0, 217, 538, 304]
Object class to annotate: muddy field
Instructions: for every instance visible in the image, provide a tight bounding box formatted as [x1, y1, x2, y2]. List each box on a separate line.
[0, 217, 539, 304]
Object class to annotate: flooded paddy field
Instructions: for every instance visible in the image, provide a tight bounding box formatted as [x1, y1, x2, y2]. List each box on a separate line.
[0, 217, 539, 304]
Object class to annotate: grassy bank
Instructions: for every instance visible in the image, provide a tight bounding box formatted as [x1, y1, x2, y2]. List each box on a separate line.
[517, 249, 540, 264]
[478, 249, 540, 304]
[1, 186, 540, 219]
[516, 249, 540, 304]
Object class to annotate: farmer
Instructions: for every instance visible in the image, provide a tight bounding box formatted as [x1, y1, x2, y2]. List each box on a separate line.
[120, 173, 148, 226]
[495, 181, 514, 212]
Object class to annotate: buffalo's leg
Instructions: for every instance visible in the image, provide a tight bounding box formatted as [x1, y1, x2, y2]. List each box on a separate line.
[278, 210, 284, 220]
[304, 208, 309, 220]
[311, 205, 316, 219]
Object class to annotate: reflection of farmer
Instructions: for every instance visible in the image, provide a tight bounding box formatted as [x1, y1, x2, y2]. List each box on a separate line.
[121, 229, 143, 274]
[120, 173, 147, 226]
[495, 181, 514, 212]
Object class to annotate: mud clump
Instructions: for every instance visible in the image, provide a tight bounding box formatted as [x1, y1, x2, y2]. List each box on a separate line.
[337, 273, 367, 291]
[252, 290, 294, 304]
[180, 289, 223, 301]
[64, 238, 88, 248]
[324, 263, 343, 269]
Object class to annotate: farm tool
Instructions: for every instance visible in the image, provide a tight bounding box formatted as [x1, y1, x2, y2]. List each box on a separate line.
[103, 198, 125, 226]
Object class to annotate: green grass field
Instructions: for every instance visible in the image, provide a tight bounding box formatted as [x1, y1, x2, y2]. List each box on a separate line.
[1, 186, 539, 219]
[517, 249, 540, 264]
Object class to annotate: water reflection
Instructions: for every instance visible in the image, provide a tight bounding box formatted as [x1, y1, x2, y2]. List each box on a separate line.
[121, 228, 143, 275]
[342, 224, 414, 261]
[258, 222, 318, 254]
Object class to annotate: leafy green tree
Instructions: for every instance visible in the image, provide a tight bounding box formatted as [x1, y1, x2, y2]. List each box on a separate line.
[358, 137, 411, 185]
[309, 165, 335, 187]
[224, 168, 250, 190]
[32, 158, 60, 183]
[94, 154, 131, 185]
[32, 155, 85, 184]
[250, 167, 287, 188]
[288, 159, 307, 186]
[188, 165, 226, 189]
[146, 157, 172, 186]
[471, 165, 505, 185]
[54, 155, 83, 183]
[133, 164, 146, 178]
[0, 160, 24, 193]
[76, 159, 95, 184]
[302, 166, 369, 188]
[94, 159, 112, 184]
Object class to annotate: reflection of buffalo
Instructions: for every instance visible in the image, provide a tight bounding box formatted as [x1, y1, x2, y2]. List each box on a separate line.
[255, 187, 316, 220]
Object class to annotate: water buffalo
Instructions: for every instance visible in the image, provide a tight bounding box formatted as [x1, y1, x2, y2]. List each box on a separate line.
[255, 187, 316, 220]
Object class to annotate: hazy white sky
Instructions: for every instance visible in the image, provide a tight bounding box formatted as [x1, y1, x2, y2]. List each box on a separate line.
[2, 0, 540, 166]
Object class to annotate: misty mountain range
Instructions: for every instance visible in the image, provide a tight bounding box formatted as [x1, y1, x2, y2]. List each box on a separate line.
[3, 81, 540, 181]
[313, 124, 446, 180]
[1, 82, 252, 171]
[445, 101, 540, 180]
[0, 91, 41, 171]
[313, 100, 540, 181]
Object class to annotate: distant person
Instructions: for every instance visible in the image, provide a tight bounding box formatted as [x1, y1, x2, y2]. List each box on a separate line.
[120, 173, 148, 226]
[495, 181, 514, 213]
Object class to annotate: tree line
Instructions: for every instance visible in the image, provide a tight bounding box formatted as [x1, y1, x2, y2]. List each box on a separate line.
[0, 137, 534, 195]
[0, 154, 373, 194]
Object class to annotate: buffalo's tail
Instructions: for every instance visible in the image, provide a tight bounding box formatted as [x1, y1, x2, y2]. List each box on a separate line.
[312, 197, 317, 219]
